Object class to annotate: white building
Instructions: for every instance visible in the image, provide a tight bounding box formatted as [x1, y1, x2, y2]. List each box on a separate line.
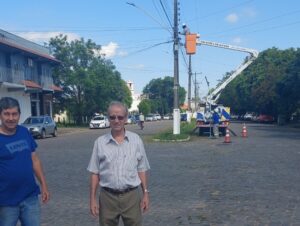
[126, 81, 141, 113]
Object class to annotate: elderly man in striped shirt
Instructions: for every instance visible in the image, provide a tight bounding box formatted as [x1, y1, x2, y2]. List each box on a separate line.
[87, 101, 150, 226]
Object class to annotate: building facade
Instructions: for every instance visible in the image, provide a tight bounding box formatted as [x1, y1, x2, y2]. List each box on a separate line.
[126, 81, 141, 113]
[0, 29, 61, 122]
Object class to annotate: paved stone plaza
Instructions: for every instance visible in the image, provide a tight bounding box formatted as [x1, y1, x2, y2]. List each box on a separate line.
[37, 121, 300, 225]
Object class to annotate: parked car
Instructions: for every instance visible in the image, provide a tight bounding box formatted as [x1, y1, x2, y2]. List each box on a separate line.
[163, 113, 173, 120]
[154, 113, 161, 120]
[145, 114, 155, 121]
[126, 115, 137, 124]
[89, 115, 110, 129]
[134, 114, 140, 123]
[243, 112, 255, 121]
[22, 115, 57, 139]
[258, 114, 275, 123]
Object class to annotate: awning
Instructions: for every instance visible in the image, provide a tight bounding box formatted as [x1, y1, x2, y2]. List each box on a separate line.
[51, 85, 63, 92]
[22, 80, 42, 89]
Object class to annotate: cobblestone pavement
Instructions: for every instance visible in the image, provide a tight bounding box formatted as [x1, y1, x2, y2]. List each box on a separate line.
[36, 121, 300, 226]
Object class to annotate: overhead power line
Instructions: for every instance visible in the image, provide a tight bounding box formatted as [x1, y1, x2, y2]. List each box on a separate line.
[125, 40, 173, 56]
[126, 2, 173, 35]
[209, 20, 300, 39]
[205, 9, 300, 37]
[159, 0, 173, 29]
[9, 27, 165, 33]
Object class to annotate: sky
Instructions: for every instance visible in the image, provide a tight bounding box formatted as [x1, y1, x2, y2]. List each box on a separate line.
[1, 0, 300, 99]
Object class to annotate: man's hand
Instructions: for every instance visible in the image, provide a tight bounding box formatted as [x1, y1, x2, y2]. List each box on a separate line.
[90, 199, 99, 217]
[41, 186, 50, 204]
[140, 192, 149, 213]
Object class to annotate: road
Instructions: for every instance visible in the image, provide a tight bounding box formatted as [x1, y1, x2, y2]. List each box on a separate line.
[36, 120, 300, 226]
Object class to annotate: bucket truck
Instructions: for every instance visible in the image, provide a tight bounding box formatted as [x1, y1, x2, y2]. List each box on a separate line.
[194, 38, 259, 136]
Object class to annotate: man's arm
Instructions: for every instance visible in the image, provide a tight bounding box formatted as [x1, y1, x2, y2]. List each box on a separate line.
[32, 152, 50, 203]
[90, 173, 100, 217]
[138, 171, 149, 213]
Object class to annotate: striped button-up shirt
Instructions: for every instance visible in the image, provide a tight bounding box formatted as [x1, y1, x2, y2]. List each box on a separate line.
[87, 130, 150, 190]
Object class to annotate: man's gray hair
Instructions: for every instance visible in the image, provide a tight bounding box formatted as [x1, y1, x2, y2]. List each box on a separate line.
[107, 101, 128, 116]
[0, 97, 21, 114]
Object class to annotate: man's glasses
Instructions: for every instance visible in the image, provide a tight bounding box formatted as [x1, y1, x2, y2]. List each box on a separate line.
[109, 115, 125, 121]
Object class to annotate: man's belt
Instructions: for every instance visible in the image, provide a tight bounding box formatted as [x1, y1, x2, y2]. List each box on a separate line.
[102, 186, 138, 195]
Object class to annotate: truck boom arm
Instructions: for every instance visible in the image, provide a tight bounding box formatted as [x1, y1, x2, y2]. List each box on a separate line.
[196, 39, 259, 104]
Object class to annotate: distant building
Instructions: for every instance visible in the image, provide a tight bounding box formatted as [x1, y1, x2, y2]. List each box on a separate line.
[0, 29, 61, 123]
[126, 81, 141, 113]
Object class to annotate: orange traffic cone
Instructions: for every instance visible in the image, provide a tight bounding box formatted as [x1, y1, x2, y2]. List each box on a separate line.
[224, 128, 231, 143]
[241, 123, 247, 138]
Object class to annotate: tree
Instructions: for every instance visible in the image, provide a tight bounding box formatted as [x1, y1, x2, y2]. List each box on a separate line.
[142, 76, 186, 114]
[219, 47, 299, 120]
[276, 49, 300, 121]
[48, 35, 132, 124]
[138, 99, 151, 115]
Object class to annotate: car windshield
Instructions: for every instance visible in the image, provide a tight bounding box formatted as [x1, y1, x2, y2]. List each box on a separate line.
[24, 117, 44, 124]
[92, 116, 105, 120]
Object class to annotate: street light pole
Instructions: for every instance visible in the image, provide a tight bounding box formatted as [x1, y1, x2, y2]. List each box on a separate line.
[173, 0, 180, 134]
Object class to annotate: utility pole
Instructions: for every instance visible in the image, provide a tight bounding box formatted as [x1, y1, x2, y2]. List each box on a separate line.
[173, 0, 180, 135]
[188, 55, 192, 111]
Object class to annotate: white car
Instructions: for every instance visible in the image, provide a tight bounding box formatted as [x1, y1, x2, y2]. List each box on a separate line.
[154, 114, 161, 120]
[89, 115, 110, 129]
[145, 114, 155, 121]
[163, 114, 172, 120]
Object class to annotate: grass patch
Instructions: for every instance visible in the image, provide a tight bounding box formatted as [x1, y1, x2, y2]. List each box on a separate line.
[153, 120, 196, 141]
[57, 123, 88, 128]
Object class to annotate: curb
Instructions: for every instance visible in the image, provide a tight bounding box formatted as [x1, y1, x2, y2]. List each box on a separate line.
[152, 136, 191, 142]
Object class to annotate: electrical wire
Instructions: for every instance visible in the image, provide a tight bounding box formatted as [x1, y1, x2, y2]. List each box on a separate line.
[186, 0, 254, 24]
[9, 27, 165, 33]
[159, 0, 173, 29]
[209, 20, 300, 39]
[125, 40, 173, 56]
[205, 9, 300, 37]
[152, 0, 170, 30]
[126, 2, 173, 35]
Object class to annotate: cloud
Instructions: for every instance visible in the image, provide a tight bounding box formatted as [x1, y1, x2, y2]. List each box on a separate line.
[16, 32, 128, 59]
[225, 13, 239, 23]
[95, 42, 128, 58]
[98, 42, 119, 58]
[15, 31, 80, 44]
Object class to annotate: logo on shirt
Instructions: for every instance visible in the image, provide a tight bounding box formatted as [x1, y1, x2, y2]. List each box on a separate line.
[6, 140, 29, 154]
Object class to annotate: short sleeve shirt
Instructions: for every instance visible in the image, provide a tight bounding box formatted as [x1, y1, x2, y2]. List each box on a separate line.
[87, 130, 150, 190]
[0, 125, 40, 206]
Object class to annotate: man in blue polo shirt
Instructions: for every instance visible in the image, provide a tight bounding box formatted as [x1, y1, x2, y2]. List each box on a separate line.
[0, 97, 50, 226]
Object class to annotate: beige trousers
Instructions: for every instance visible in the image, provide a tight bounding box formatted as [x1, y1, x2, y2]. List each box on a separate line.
[99, 188, 142, 226]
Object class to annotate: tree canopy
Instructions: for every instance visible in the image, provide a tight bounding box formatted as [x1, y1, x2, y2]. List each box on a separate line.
[142, 76, 186, 115]
[48, 35, 132, 124]
[218, 47, 300, 122]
